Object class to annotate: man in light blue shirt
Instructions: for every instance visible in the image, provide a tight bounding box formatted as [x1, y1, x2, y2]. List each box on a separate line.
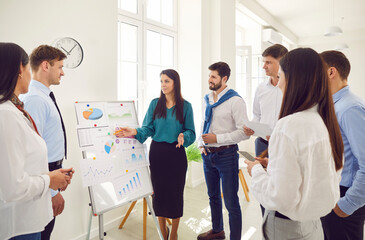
[320, 50, 365, 240]
[20, 45, 68, 240]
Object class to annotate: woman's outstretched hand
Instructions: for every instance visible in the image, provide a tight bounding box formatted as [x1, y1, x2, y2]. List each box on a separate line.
[115, 127, 137, 138]
[176, 133, 184, 148]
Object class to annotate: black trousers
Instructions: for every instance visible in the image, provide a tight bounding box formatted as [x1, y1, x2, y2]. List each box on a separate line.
[149, 141, 187, 219]
[41, 162, 62, 240]
[321, 186, 365, 240]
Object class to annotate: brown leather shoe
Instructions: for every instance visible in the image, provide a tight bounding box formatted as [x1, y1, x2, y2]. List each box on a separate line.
[197, 229, 225, 240]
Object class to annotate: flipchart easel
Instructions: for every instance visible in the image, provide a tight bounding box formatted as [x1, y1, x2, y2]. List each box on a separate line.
[74, 101, 163, 240]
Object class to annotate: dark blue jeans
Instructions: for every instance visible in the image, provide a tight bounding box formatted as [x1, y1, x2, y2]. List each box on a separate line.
[9, 232, 41, 240]
[202, 145, 241, 240]
[254, 137, 268, 157]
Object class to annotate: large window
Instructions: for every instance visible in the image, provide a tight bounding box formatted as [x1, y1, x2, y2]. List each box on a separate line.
[236, 10, 265, 119]
[235, 7, 294, 119]
[118, 0, 177, 121]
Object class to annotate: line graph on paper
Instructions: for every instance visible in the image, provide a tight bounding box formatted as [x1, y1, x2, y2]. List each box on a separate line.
[80, 158, 115, 187]
[83, 166, 113, 177]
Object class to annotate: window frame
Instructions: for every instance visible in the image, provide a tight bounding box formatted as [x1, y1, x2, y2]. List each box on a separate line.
[117, 0, 178, 120]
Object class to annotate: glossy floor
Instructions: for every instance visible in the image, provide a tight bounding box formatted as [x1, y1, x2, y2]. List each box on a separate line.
[92, 169, 263, 240]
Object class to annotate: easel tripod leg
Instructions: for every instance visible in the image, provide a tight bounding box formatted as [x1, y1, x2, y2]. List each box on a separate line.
[119, 201, 137, 229]
[143, 199, 147, 240]
[99, 214, 104, 240]
[145, 197, 163, 240]
[239, 169, 250, 202]
[86, 206, 93, 240]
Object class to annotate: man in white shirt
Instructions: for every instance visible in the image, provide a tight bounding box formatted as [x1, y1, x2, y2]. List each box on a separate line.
[197, 62, 249, 240]
[244, 44, 288, 157]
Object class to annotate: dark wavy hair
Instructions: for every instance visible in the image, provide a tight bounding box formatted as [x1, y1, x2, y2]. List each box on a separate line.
[208, 62, 231, 81]
[0, 43, 29, 103]
[279, 48, 343, 171]
[153, 69, 184, 123]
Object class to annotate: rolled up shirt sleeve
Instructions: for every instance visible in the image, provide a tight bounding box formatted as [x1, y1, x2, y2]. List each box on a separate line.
[337, 106, 365, 215]
[182, 102, 196, 147]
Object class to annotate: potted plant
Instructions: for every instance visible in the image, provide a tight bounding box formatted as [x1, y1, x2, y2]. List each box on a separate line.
[185, 143, 204, 188]
[185, 142, 203, 163]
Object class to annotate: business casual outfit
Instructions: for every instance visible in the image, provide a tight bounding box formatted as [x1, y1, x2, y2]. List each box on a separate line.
[321, 86, 365, 240]
[20, 80, 67, 239]
[135, 98, 195, 218]
[251, 105, 340, 239]
[252, 79, 282, 156]
[198, 87, 249, 240]
[0, 98, 52, 240]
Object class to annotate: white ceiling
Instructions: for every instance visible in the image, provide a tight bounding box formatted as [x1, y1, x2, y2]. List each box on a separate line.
[253, 0, 365, 39]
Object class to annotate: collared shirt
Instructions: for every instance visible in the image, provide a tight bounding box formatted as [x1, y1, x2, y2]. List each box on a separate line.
[20, 80, 65, 198]
[20, 80, 65, 162]
[252, 79, 282, 130]
[332, 86, 365, 215]
[251, 106, 340, 221]
[198, 87, 249, 147]
[135, 98, 196, 147]
[0, 100, 52, 240]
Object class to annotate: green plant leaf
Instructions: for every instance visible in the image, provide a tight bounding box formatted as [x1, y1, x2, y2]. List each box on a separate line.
[185, 142, 202, 163]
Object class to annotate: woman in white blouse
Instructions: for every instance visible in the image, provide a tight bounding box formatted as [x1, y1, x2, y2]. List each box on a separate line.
[246, 48, 344, 239]
[0, 43, 73, 240]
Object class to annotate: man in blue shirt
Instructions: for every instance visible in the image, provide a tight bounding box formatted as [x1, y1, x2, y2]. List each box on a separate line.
[320, 50, 365, 240]
[20, 45, 68, 240]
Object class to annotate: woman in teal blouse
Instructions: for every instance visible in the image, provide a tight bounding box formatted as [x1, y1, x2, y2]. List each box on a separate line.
[117, 69, 195, 240]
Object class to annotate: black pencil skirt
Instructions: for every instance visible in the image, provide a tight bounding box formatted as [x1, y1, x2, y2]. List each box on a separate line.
[149, 140, 187, 219]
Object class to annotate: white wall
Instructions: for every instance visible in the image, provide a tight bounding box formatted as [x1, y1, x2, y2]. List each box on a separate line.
[0, 1, 123, 239]
[299, 30, 365, 99]
[178, 0, 202, 135]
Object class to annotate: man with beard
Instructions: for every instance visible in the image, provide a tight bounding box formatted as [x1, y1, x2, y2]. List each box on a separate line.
[197, 62, 249, 240]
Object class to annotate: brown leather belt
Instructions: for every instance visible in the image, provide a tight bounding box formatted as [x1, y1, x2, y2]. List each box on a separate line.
[205, 144, 236, 153]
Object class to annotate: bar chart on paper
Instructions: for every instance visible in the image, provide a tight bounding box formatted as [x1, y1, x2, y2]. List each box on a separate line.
[120, 139, 148, 172]
[113, 170, 145, 201]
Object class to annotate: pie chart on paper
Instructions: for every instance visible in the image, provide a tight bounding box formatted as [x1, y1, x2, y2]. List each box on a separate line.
[83, 108, 103, 120]
[104, 140, 116, 154]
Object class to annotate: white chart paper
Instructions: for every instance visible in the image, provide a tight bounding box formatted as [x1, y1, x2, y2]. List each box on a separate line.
[243, 120, 273, 139]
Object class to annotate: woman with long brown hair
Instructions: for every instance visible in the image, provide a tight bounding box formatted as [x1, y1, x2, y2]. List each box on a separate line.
[0, 43, 73, 240]
[246, 48, 343, 239]
[117, 69, 195, 240]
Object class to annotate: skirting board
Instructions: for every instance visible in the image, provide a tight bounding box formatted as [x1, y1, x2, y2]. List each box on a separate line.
[72, 215, 123, 240]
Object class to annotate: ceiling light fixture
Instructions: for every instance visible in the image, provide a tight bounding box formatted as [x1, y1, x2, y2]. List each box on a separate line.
[324, 0, 343, 36]
[335, 43, 349, 50]
[324, 26, 343, 36]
